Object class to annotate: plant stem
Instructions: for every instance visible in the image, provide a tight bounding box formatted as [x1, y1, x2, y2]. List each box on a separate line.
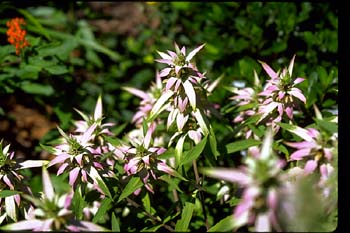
[126, 197, 175, 232]
[192, 159, 210, 230]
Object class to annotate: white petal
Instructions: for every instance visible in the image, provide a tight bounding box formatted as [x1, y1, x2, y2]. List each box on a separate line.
[175, 134, 187, 166]
[288, 54, 296, 78]
[183, 80, 196, 110]
[255, 213, 271, 232]
[157, 50, 172, 60]
[18, 160, 48, 169]
[42, 167, 55, 201]
[1, 220, 44, 230]
[186, 43, 205, 62]
[94, 95, 103, 120]
[193, 109, 209, 135]
[150, 90, 174, 120]
[5, 195, 17, 221]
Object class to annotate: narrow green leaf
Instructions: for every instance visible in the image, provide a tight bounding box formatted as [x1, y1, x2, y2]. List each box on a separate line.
[39, 143, 56, 154]
[17, 9, 51, 40]
[175, 202, 195, 232]
[225, 139, 261, 154]
[180, 136, 207, 166]
[208, 215, 236, 232]
[92, 198, 112, 223]
[111, 212, 120, 232]
[118, 176, 143, 203]
[209, 125, 220, 159]
[0, 190, 21, 198]
[141, 224, 163, 232]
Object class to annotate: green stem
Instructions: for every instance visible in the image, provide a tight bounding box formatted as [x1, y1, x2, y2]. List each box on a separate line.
[192, 159, 210, 230]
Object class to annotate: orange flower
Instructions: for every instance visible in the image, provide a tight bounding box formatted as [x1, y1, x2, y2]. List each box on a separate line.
[6, 17, 30, 55]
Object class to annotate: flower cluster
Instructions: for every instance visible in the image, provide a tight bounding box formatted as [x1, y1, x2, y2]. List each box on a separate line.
[231, 55, 306, 134]
[6, 17, 30, 55]
[151, 43, 213, 140]
[284, 119, 337, 197]
[1, 167, 106, 231]
[48, 97, 115, 194]
[257, 55, 306, 130]
[204, 129, 286, 231]
[120, 123, 176, 194]
[0, 140, 46, 223]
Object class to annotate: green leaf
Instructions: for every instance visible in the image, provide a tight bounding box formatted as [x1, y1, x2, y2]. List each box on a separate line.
[20, 82, 54, 96]
[17, 65, 42, 79]
[118, 176, 143, 203]
[39, 143, 56, 154]
[317, 66, 330, 89]
[175, 202, 195, 232]
[0, 190, 21, 198]
[208, 215, 236, 232]
[89, 166, 112, 198]
[92, 198, 112, 223]
[158, 175, 184, 193]
[17, 9, 51, 40]
[278, 122, 313, 141]
[142, 192, 151, 213]
[111, 212, 120, 232]
[315, 118, 338, 134]
[225, 139, 261, 154]
[180, 136, 207, 167]
[209, 125, 220, 159]
[44, 65, 69, 75]
[72, 187, 85, 220]
[141, 224, 163, 232]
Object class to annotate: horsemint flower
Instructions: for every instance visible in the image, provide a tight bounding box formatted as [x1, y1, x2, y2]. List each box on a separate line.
[203, 129, 286, 232]
[0, 140, 47, 223]
[74, 95, 115, 139]
[6, 17, 30, 55]
[230, 70, 263, 141]
[151, 43, 220, 147]
[0, 167, 107, 231]
[48, 124, 113, 194]
[257, 55, 306, 131]
[121, 123, 177, 194]
[122, 71, 164, 127]
[284, 125, 337, 186]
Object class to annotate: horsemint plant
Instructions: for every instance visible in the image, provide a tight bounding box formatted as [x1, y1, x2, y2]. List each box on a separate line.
[0, 166, 107, 231]
[148, 42, 221, 166]
[229, 55, 306, 139]
[204, 128, 288, 232]
[0, 38, 337, 231]
[46, 96, 115, 195]
[0, 140, 47, 224]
